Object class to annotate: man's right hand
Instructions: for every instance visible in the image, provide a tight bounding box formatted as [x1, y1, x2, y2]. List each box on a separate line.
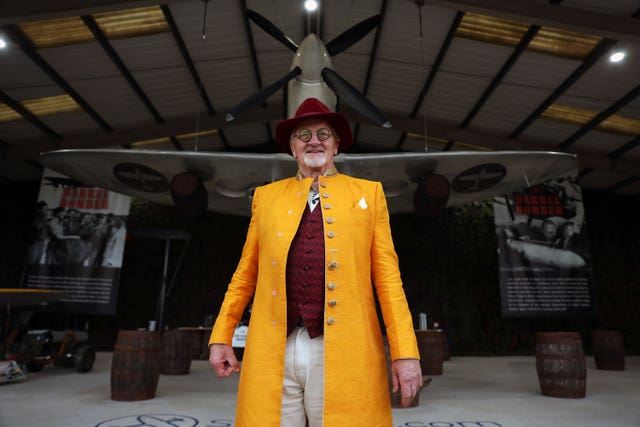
[209, 343, 240, 377]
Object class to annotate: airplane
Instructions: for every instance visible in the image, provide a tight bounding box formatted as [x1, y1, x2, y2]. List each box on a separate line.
[39, 9, 578, 220]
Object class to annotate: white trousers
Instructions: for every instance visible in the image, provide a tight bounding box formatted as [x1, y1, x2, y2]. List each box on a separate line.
[280, 327, 324, 427]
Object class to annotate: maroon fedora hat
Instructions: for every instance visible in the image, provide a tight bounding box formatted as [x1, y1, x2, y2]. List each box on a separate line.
[275, 97, 353, 155]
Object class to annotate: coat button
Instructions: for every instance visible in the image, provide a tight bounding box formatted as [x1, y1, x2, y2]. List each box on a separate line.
[328, 261, 338, 270]
[326, 217, 334, 224]
[288, 209, 293, 215]
[272, 260, 277, 265]
[327, 282, 337, 290]
[326, 317, 335, 325]
[327, 231, 335, 238]
[322, 192, 329, 198]
[328, 299, 337, 307]
[272, 290, 277, 296]
[320, 181, 327, 188]
[277, 232, 282, 237]
[324, 203, 332, 209]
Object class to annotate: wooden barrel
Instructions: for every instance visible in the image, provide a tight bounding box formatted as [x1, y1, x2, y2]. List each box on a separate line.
[161, 329, 193, 375]
[111, 330, 161, 401]
[535, 332, 586, 398]
[592, 330, 625, 371]
[177, 327, 203, 359]
[416, 330, 444, 375]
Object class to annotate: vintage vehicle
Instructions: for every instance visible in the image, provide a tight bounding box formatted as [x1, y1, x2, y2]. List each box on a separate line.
[6, 329, 95, 373]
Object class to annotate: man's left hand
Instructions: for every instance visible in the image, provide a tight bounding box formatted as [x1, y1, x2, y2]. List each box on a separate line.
[391, 358, 423, 407]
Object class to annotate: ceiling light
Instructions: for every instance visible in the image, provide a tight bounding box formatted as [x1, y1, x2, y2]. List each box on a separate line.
[609, 50, 626, 63]
[0, 37, 7, 49]
[304, 0, 318, 12]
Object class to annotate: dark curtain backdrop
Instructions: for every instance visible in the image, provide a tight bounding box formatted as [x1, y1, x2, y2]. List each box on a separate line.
[2, 182, 638, 355]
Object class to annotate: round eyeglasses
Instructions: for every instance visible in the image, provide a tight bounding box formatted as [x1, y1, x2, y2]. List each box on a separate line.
[295, 128, 333, 142]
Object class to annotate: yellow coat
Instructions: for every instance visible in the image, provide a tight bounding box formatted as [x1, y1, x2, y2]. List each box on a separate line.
[210, 173, 419, 427]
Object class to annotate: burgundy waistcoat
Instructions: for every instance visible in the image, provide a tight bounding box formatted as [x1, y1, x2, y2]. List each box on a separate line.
[286, 204, 325, 338]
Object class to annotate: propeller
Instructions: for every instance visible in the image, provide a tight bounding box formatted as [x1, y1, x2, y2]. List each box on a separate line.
[321, 68, 391, 128]
[226, 67, 302, 122]
[325, 15, 382, 56]
[246, 10, 298, 52]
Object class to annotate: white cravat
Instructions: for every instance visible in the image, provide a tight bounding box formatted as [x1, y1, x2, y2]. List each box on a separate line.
[308, 188, 320, 212]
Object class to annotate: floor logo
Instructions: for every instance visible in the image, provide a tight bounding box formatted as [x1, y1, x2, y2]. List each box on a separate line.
[95, 414, 198, 427]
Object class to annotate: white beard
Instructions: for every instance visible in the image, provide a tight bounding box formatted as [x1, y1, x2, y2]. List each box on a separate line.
[303, 152, 328, 168]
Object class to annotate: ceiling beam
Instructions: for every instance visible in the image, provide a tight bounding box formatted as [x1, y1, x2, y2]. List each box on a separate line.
[424, 0, 640, 42]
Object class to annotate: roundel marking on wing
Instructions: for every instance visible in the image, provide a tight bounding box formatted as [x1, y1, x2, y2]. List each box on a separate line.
[113, 163, 169, 193]
[452, 163, 507, 193]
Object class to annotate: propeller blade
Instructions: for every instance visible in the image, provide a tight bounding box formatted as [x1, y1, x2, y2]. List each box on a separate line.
[321, 68, 391, 128]
[326, 15, 382, 56]
[247, 9, 298, 52]
[226, 67, 302, 121]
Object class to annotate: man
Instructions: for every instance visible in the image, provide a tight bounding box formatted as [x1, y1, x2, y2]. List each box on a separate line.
[209, 97, 422, 427]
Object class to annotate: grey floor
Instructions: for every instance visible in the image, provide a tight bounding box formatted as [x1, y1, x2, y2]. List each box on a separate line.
[1, 353, 638, 427]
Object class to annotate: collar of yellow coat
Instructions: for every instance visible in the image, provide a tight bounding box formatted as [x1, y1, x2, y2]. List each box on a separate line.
[295, 167, 338, 181]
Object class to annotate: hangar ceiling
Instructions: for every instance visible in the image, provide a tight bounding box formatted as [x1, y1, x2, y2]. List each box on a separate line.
[1, 0, 639, 195]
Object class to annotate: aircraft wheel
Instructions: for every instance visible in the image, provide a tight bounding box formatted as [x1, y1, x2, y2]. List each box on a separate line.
[74, 345, 95, 373]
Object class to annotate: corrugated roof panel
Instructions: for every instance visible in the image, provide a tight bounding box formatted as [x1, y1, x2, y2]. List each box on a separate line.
[552, 93, 613, 112]
[355, 124, 401, 151]
[331, 53, 369, 94]
[0, 119, 55, 142]
[565, 129, 633, 155]
[323, 0, 382, 55]
[197, 57, 259, 111]
[441, 38, 515, 78]
[502, 50, 581, 89]
[37, 110, 102, 136]
[38, 42, 121, 81]
[564, 55, 640, 104]
[519, 118, 578, 144]
[422, 71, 493, 123]
[617, 104, 640, 120]
[132, 68, 204, 119]
[367, 60, 427, 113]
[179, 134, 225, 152]
[169, 0, 250, 62]
[256, 50, 297, 91]
[471, 84, 556, 136]
[223, 122, 270, 149]
[1, 46, 54, 89]
[3, 85, 65, 103]
[377, 2, 458, 66]
[69, 75, 153, 128]
[109, 33, 184, 70]
[402, 136, 448, 153]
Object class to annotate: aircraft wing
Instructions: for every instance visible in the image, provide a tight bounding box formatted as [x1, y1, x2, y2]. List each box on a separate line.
[40, 149, 577, 216]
